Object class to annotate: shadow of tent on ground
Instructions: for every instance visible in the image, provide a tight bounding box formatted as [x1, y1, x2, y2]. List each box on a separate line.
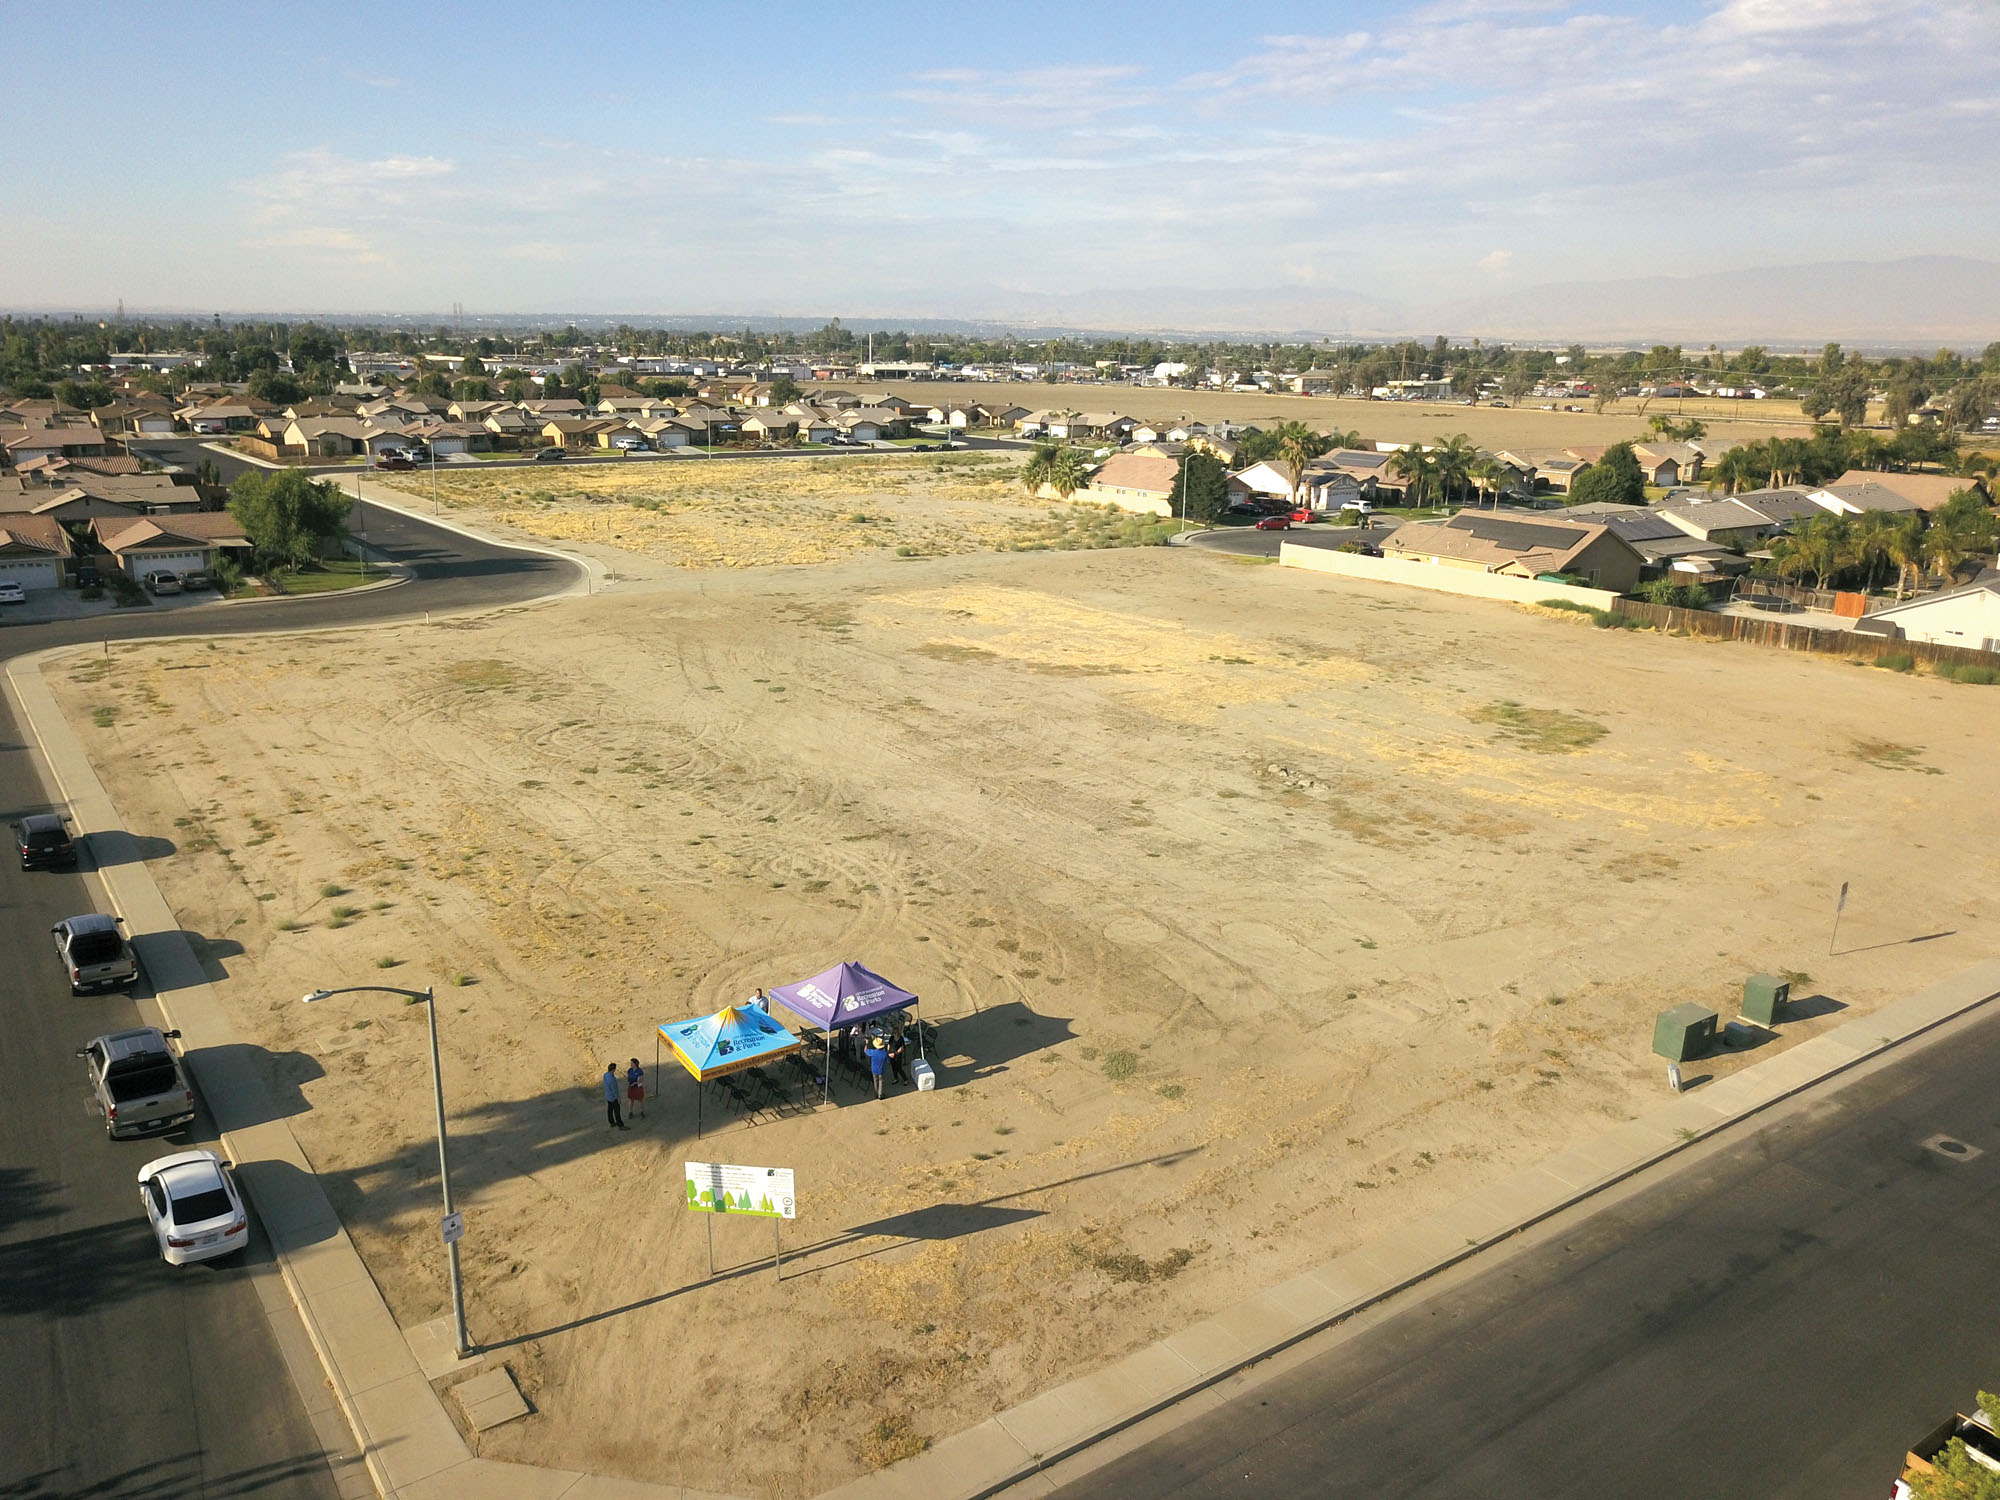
[927, 1000, 1076, 1082]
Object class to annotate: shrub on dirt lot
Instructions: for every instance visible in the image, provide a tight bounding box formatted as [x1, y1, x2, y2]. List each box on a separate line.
[1872, 653, 1915, 672]
[1101, 1049, 1138, 1082]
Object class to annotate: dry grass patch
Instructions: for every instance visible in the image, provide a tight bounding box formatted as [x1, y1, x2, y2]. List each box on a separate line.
[1472, 700, 1608, 754]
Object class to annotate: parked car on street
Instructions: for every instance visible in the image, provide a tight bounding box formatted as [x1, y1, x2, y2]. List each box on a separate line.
[0, 580, 24, 604]
[53, 912, 140, 994]
[611, 435, 650, 451]
[137, 1150, 247, 1264]
[145, 571, 183, 596]
[533, 447, 565, 462]
[78, 1026, 195, 1139]
[1254, 515, 1292, 531]
[374, 452, 414, 471]
[14, 812, 77, 870]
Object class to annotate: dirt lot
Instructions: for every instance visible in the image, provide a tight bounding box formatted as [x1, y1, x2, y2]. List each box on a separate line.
[927, 380, 1818, 451]
[52, 540, 2000, 1496]
[392, 451, 1184, 575]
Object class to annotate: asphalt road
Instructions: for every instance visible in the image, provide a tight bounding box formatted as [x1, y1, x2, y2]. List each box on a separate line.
[0, 509, 580, 1497]
[1046, 1009, 2000, 1500]
[1183, 522, 1380, 558]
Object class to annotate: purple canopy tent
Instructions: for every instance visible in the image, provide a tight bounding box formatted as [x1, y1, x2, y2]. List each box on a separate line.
[767, 961, 924, 1100]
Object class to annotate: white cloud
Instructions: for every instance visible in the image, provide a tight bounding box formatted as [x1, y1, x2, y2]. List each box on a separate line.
[1481, 250, 1512, 275]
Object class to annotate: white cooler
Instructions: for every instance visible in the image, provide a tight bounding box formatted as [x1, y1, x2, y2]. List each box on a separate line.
[912, 1059, 936, 1091]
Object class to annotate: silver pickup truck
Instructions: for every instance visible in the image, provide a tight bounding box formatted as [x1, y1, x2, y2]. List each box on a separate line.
[77, 1027, 196, 1139]
[52, 913, 140, 995]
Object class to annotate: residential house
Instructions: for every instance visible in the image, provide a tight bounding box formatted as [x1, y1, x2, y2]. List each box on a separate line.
[1631, 442, 1704, 487]
[91, 516, 224, 581]
[0, 513, 74, 591]
[178, 399, 266, 434]
[407, 420, 493, 456]
[1382, 511, 1644, 593]
[522, 398, 589, 418]
[741, 413, 799, 444]
[542, 418, 624, 451]
[482, 407, 539, 443]
[1865, 579, 2000, 651]
[1825, 470, 1968, 512]
[974, 402, 1029, 428]
[91, 398, 179, 438]
[1655, 487, 1819, 546]
[1227, 460, 1298, 505]
[1286, 369, 1344, 395]
[281, 417, 372, 459]
[449, 399, 507, 422]
[1303, 449, 1406, 501]
[839, 407, 914, 441]
[798, 416, 839, 444]
[1557, 503, 1750, 578]
[1526, 455, 1589, 493]
[1806, 480, 1924, 517]
[1085, 453, 1180, 516]
[1, 425, 115, 466]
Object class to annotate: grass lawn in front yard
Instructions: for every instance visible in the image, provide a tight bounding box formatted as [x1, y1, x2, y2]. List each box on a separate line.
[274, 559, 383, 595]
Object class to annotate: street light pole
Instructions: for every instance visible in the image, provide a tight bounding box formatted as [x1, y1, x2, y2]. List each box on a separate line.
[303, 984, 469, 1357]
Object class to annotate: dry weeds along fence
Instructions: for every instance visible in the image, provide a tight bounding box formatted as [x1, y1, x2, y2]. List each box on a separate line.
[1607, 597, 2000, 676]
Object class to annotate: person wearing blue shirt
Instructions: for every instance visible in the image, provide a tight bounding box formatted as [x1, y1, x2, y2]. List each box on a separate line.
[602, 1063, 627, 1129]
[625, 1058, 646, 1120]
[867, 1037, 889, 1099]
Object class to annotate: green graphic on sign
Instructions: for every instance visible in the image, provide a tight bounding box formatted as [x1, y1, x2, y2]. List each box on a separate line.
[684, 1161, 795, 1219]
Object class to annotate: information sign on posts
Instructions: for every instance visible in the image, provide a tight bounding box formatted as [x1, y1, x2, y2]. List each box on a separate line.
[685, 1162, 795, 1219]
[440, 1211, 466, 1244]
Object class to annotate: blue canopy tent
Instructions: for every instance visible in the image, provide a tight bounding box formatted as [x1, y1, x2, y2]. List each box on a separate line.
[656, 1004, 804, 1137]
[767, 961, 924, 1100]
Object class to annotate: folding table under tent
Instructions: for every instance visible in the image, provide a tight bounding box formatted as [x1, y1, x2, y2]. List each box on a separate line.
[766, 960, 925, 1100]
[657, 1004, 805, 1137]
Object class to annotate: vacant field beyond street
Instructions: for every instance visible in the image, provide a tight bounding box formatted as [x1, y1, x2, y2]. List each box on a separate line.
[53, 541, 2000, 1496]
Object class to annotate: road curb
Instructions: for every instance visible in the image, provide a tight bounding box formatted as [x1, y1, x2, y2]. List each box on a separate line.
[2, 645, 743, 1500]
[819, 963, 2000, 1500]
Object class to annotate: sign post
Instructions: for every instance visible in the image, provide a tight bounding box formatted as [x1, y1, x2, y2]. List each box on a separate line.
[685, 1162, 795, 1281]
[440, 1210, 465, 1245]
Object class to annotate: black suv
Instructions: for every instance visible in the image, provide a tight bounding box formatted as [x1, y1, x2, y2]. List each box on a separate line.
[13, 813, 76, 870]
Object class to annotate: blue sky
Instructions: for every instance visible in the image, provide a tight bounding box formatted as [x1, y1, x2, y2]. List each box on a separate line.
[3, 0, 1995, 322]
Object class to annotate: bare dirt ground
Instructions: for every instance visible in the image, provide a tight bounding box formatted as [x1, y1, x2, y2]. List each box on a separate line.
[384, 452, 1171, 579]
[52, 536, 2000, 1497]
[937, 380, 1818, 450]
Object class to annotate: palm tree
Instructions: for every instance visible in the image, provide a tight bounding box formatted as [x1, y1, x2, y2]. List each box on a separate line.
[1019, 441, 1058, 496]
[1430, 434, 1477, 508]
[1924, 521, 1970, 585]
[1047, 445, 1092, 499]
[1388, 446, 1430, 509]
[1469, 456, 1509, 509]
[1883, 513, 1925, 597]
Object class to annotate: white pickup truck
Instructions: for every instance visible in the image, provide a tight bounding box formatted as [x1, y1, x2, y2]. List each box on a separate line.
[1896, 1409, 2000, 1497]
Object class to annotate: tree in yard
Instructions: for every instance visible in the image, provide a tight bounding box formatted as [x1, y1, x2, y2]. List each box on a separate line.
[1647, 415, 1708, 442]
[227, 469, 350, 574]
[1469, 456, 1509, 509]
[1428, 433, 1477, 507]
[1772, 512, 1855, 590]
[769, 374, 803, 405]
[1019, 442, 1091, 500]
[1567, 442, 1646, 507]
[1388, 446, 1433, 508]
[246, 368, 305, 405]
[1908, 1393, 2000, 1500]
[1881, 511, 1925, 597]
[1169, 452, 1229, 524]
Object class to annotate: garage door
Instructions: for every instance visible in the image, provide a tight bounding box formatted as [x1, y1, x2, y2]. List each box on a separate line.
[0, 558, 62, 590]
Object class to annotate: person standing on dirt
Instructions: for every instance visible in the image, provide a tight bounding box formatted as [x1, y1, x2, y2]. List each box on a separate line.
[887, 1027, 911, 1086]
[602, 1063, 627, 1129]
[867, 1036, 889, 1100]
[625, 1058, 646, 1120]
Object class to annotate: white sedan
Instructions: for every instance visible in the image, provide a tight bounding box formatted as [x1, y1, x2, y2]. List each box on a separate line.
[138, 1150, 248, 1264]
[0, 581, 25, 604]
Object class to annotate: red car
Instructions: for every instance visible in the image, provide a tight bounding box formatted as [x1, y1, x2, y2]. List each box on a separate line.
[1255, 515, 1291, 531]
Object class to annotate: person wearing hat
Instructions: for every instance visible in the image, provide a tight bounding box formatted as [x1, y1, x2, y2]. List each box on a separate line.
[867, 1035, 889, 1099]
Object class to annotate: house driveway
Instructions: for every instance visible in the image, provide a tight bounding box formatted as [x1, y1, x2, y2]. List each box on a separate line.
[0, 587, 234, 626]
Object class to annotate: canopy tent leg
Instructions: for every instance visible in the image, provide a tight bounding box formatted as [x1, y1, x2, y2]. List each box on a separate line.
[822, 1025, 831, 1104]
[696, 1076, 702, 1140]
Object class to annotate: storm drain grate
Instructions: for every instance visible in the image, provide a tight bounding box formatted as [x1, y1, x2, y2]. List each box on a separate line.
[1923, 1134, 1983, 1162]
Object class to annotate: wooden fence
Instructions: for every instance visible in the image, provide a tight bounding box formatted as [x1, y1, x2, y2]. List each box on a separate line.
[1608, 598, 2000, 672]
[1730, 578, 1903, 615]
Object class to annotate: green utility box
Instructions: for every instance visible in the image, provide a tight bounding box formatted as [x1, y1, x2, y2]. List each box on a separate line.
[1653, 1003, 1718, 1063]
[1742, 973, 1790, 1025]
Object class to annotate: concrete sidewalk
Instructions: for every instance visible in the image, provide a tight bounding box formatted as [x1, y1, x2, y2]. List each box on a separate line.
[12, 629, 1999, 1500]
[4, 645, 738, 1500]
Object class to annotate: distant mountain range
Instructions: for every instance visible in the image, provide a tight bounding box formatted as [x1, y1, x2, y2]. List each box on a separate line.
[17, 257, 1997, 350]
